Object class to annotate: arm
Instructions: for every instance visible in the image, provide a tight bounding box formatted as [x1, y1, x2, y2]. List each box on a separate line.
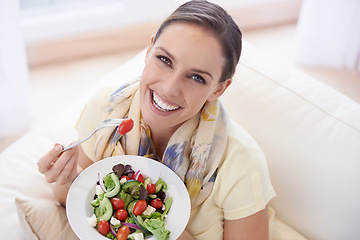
[178, 206, 269, 240]
[224, 206, 269, 240]
[38, 143, 93, 207]
[177, 230, 196, 240]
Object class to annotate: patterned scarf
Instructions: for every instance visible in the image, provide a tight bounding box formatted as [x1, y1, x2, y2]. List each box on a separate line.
[94, 80, 229, 207]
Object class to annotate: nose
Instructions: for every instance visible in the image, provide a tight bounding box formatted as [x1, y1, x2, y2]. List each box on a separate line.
[161, 71, 182, 97]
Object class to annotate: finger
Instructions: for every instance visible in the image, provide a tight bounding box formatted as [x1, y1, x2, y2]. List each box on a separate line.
[47, 146, 78, 184]
[57, 153, 78, 185]
[46, 147, 76, 181]
[38, 144, 64, 173]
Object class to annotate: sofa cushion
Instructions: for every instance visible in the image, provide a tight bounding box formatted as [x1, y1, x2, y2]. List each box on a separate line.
[220, 42, 360, 240]
[15, 198, 78, 240]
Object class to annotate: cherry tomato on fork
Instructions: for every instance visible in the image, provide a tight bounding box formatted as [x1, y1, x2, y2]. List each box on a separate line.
[117, 226, 130, 240]
[97, 220, 110, 236]
[118, 118, 134, 135]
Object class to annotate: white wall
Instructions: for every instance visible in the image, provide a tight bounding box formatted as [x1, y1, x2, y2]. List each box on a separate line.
[20, 0, 277, 43]
[0, 0, 31, 139]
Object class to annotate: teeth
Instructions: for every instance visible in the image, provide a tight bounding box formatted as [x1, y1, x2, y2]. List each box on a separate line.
[152, 92, 180, 111]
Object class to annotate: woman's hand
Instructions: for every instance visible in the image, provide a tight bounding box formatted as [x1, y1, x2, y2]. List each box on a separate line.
[38, 143, 95, 206]
[38, 143, 80, 186]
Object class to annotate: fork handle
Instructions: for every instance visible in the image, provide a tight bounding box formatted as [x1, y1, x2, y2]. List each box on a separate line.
[61, 134, 92, 152]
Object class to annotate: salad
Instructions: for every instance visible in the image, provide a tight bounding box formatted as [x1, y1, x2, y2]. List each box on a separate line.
[87, 163, 173, 240]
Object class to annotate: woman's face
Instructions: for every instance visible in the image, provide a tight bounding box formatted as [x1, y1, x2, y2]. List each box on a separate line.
[140, 23, 231, 133]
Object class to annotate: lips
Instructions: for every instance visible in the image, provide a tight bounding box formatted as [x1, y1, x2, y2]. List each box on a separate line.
[152, 91, 180, 112]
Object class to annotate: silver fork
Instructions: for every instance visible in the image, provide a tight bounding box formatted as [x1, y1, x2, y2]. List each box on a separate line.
[62, 118, 125, 152]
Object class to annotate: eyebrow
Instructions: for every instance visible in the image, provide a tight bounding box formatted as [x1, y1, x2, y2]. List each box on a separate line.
[156, 46, 213, 80]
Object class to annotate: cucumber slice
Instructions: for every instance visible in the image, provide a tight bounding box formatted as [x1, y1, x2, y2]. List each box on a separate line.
[104, 173, 121, 198]
[129, 211, 152, 235]
[144, 177, 151, 187]
[121, 179, 140, 191]
[94, 196, 113, 221]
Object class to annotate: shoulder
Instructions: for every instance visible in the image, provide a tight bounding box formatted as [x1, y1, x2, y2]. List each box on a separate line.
[225, 119, 266, 166]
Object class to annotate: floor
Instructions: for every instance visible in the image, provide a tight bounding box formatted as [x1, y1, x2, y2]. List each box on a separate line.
[1, 22, 359, 153]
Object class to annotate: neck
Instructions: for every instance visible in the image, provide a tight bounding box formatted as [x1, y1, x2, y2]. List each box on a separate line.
[150, 126, 177, 159]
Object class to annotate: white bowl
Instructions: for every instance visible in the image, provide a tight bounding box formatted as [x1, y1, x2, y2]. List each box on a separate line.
[66, 155, 191, 240]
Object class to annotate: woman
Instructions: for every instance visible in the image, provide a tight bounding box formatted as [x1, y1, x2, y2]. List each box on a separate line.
[38, 1, 275, 239]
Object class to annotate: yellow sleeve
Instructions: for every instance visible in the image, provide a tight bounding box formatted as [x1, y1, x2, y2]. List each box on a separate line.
[215, 120, 276, 220]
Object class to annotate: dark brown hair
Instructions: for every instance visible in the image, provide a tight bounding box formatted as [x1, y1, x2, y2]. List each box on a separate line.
[153, 0, 242, 82]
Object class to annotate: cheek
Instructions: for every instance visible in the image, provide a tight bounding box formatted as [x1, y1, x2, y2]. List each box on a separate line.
[185, 92, 208, 111]
[141, 62, 160, 84]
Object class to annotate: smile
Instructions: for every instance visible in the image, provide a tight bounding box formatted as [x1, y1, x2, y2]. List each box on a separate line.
[152, 91, 180, 112]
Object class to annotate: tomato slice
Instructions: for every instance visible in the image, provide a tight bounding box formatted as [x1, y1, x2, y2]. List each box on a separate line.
[118, 118, 134, 135]
[131, 172, 144, 183]
[120, 175, 130, 181]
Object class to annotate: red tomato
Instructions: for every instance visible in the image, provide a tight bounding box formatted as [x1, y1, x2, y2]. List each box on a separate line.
[111, 198, 125, 211]
[117, 226, 130, 240]
[151, 198, 163, 209]
[146, 182, 156, 195]
[131, 172, 144, 183]
[118, 118, 134, 135]
[133, 200, 147, 216]
[120, 175, 130, 181]
[97, 220, 110, 236]
[115, 209, 128, 221]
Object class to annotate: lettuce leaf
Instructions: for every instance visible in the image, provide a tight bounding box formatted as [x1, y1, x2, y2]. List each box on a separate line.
[143, 219, 170, 240]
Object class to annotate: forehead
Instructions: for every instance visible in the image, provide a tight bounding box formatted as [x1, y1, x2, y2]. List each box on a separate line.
[153, 23, 225, 77]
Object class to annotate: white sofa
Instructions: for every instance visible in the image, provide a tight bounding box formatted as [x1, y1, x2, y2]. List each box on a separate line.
[1, 42, 359, 240]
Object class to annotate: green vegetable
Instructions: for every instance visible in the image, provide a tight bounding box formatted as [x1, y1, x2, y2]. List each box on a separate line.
[105, 231, 116, 240]
[129, 212, 152, 235]
[155, 178, 167, 192]
[162, 197, 173, 220]
[90, 198, 100, 207]
[94, 196, 113, 221]
[143, 219, 171, 240]
[115, 190, 133, 209]
[103, 173, 121, 198]
[142, 212, 162, 220]
[121, 179, 140, 191]
[144, 177, 151, 187]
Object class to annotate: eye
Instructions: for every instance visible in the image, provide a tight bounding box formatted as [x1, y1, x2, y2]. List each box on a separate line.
[157, 55, 172, 66]
[191, 74, 206, 84]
